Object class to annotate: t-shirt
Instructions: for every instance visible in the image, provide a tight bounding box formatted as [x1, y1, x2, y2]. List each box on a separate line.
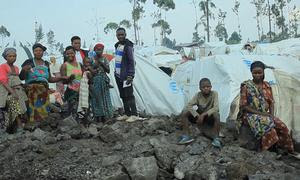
[0, 63, 19, 84]
[75, 50, 83, 64]
[184, 90, 219, 117]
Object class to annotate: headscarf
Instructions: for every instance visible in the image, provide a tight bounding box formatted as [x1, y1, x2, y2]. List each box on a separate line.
[94, 43, 104, 51]
[32, 43, 47, 51]
[2, 48, 16, 59]
[250, 61, 266, 72]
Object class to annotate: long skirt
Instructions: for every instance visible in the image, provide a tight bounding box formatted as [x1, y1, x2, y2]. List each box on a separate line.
[26, 84, 50, 122]
[91, 73, 113, 118]
[261, 118, 294, 152]
[245, 113, 294, 152]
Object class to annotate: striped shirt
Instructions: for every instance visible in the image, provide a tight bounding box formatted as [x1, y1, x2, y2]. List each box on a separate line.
[115, 44, 125, 77]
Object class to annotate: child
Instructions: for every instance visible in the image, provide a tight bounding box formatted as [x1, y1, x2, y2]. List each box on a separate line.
[77, 57, 93, 121]
[178, 78, 221, 148]
[49, 56, 65, 96]
[0, 48, 28, 133]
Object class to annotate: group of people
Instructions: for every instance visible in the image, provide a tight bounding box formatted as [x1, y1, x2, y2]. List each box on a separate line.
[178, 61, 298, 157]
[0, 27, 298, 157]
[0, 27, 138, 132]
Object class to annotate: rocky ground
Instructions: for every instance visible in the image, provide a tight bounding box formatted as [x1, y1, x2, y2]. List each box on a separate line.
[0, 112, 300, 180]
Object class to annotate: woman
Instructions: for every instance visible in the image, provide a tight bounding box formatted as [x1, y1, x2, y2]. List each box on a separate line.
[238, 61, 295, 154]
[90, 43, 113, 121]
[19, 43, 68, 123]
[0, 48, 27, 132]
[60, 46, 82, 116]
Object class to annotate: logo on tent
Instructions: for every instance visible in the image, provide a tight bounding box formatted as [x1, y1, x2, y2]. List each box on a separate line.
[243, 59, 252, 69]
[169, 80, 178, 93]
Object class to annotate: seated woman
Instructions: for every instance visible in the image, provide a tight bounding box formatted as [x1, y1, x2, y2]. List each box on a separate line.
[60, 46, 83, 116]
[19, 43, 68, 124]
[238, 61, 297, 156]
[0, 48, 27, 132]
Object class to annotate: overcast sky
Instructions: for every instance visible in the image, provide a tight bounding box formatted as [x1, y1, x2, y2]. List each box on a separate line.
[0, 0, 299, 49]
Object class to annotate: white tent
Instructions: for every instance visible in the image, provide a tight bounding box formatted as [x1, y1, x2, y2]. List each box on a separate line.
[172, 55, 300, 131]
[135, 46, 183, 69]
[254, 38, 300, 60]
[108, 53, 185, 116]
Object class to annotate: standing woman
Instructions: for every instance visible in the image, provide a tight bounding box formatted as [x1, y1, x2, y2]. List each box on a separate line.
[60, 46, 83, 115]
[91, 43, 113, 121]
[0, 48, 27, 132]
[19, 43, 68, 123]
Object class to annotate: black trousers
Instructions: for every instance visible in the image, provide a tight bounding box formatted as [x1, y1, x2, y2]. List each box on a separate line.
[115, 76, 137, 116]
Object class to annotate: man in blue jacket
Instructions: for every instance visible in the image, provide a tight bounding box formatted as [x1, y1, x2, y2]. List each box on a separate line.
[114, 28, 138, 122]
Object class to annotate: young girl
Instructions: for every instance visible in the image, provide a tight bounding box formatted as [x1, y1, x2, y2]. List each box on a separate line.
[0, 48, 28, 133]
[61, 46, 83, 116]
[77, 57, 93, 123]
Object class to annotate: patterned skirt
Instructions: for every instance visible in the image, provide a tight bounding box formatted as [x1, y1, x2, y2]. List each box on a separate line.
[26, 83, 50, 123]
[245, 113, 294, 152]
[0, 96, 23, 130]
[91, 73, 113, 118]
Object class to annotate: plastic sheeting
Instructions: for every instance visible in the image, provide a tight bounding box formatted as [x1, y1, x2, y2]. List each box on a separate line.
[135, 46, 182, 69]
[254, 38, 300, 60]
[108, 53, 185, 116]
[272, 70, 300, 131]
[172, 55, 300, 124]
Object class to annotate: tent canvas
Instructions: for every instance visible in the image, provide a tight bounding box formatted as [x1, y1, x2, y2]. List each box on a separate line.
[108, 53, 185, 116]
[135, 46, 183, 69]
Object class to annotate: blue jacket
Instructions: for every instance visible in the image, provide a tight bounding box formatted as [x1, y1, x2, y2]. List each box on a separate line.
[114, 39, 135, 81]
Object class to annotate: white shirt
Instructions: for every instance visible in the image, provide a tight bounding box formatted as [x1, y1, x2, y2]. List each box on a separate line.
[75, 50, 83, 64]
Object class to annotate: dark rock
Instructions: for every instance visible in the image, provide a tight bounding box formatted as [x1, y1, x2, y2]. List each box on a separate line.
[99, 126, 123, 143]
[132, 139, 153, 156]
[32, 128, 47, 141]
[292, 130, 300, 152]
[174, 155, 202, 179]
[158, 168, 174, 179]
[56, 134, 71, 141]
[154, 146, 178, 171]
[102, 155, 122, 167]
[187, 142, 206, 155]
[226, 161, 258, 180]
[69, 147, 78, 153]
[237, 124, 258, 151]
[125, 156, 159, 180]
[68, 127, 82, 139]
[94, 165, 130, 180]
[87, 124, 99, 137]
[59, 115, 78, 129]
[248, 173, 298, 180]
[112, 142, 124, 151]
[44, 136, 57, 145]
[143, 118, 171, 134]
[0, 144, 6, 152]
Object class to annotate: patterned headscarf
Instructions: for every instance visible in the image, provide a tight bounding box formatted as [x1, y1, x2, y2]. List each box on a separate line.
[2, 48, 16, 59]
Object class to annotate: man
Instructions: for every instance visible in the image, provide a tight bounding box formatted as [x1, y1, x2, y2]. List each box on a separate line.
[114, 28, 138, 122]
[71, 36, 88, 64]
[178, 78, 221, 148]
